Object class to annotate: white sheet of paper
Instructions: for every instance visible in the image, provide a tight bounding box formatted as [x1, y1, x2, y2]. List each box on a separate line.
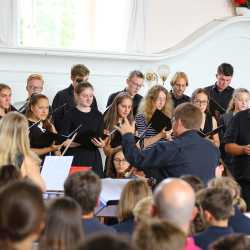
[100, 178, 131, 205]
[41, 156, 73, 191]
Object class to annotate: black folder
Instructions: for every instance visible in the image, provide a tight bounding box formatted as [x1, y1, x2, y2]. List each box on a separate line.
[197, 125, 224, 138]
[149, 109, 172, 133]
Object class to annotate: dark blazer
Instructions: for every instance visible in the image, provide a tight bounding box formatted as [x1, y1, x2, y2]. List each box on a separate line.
[229, 205, 250, 234]
[122, 130, 220, 183]
[82, 218, 116, 236]
[112, 218, 134, 235]
[52, 84, 98, 132]
[194, 226, 234, 250]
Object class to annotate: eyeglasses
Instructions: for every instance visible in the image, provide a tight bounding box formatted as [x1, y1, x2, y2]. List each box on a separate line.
[113, 158, 129, 164]
[194, 100, 208, 105]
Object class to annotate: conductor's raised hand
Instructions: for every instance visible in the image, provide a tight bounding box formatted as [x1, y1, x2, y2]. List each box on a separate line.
[115, 118, 135, 135]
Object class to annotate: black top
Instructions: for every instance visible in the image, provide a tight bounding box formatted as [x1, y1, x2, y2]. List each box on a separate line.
[106, 89, 142, 116]
[170, 91, 190, 108]
[60, 107, 104, 177]
[223, 109, 250, 180]
[122, 130, 220, 184]
[52, 84, 98, 132]
[205, 84, 234, 117]
[201, 113, 213, 134]
[194, 226, 234, 250]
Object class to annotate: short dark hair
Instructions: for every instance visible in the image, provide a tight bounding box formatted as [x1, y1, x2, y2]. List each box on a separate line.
[209, 234, 250, 250]
[180, 175, 205, 193]
[217, 63, 234, 76]
[174, 103, 202, 130]
[198, 187, 233, 221]
[71, 64, 90, 79]
[0, 164, 22, 187]
[64, 171, 101, 214]
[128, 70, 144, 81]
[77, 234, 134, 250]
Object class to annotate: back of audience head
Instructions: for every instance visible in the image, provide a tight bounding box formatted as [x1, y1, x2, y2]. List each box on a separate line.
[138, 85, 173, 122]
[77, 234, 134, 250]
[0, 83, 12, 113]
[180, 175, 205, 193]
[126, 70, 144, 97]
[0, 181, 45, 250]
[0, 164, 22, 187]
[26, 74, 44, 97]
[133, 196, 154, 224]
[170, 71, 189, 98]
[39, 196, 84, 250]
[197, 187, 234, 224]
[64, 171, 101, 215]
[216, 63, 234, 92]
[208, 234, 250, 250]
[153, 178, 195, 233]
[227, 88, 250, 113]
[117, 179, 152, 223]
[173, 103, 202, 136]
[133, 219, 186, 250]
[208, 177, 246, 212]
[71, 64, 90, 87]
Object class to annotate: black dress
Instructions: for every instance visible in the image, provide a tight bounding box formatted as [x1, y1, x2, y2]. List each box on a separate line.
[201, 113, 213, 134]
[61, 107, 104, 177]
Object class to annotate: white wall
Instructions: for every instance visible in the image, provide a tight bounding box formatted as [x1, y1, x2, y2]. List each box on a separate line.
[145, 0, 234, 53]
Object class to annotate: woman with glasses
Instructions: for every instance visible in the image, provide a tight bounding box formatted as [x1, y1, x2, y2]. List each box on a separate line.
[192, 88, 220, 147]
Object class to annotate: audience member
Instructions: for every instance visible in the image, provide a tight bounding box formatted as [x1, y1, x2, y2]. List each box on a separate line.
[77, 234, 134, 250]
[64, 171, 115, 236]
[52, 64, 98, 132]
[114, 179, 152, 235]
[208, 234, 250, 250]
[39, 197, 84, 250]
[170, 72, 190, 108]
[118, 103, 220, 183]
[194, 187, 234, 250]
[106, 70, 144, 116]
[133, 219, 186, 250]
[0, 112, 46, 191]
[0, 83, 16, 118]
[192, 88, 220, 147]
[205, 63, 234, 120]
[133, 196, 153, 225]
[0, 164, 22, 187]
[15, 74, 44, 114]
[224, 108, 250, 210]
[0, 181, 45, 250]
[181, 175, 205, 193]
[153, 178, 200, 250]
[208, 177, 250, 234]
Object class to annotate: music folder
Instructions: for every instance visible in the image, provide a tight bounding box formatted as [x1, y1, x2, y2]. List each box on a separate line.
[197, 125, 224, 138]
[149, 109, 172, 133]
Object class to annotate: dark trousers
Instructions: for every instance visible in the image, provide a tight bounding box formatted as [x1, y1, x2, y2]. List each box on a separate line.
[238, 179, 250, 211]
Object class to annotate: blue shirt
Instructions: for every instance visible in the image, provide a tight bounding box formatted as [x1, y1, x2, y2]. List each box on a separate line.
[194, 226, 234, 250]
[122, 130, 220, 183]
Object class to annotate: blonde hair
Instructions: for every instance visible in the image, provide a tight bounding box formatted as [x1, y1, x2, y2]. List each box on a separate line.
[227, 88, 250, 112]
[117, 179, 152, 222]
[0, 112, 40, 168]
[26, 74, 44, 86]
[170, 72, 189, 87]
[139, 85, 173, 123]
[133, 196, 153, 224]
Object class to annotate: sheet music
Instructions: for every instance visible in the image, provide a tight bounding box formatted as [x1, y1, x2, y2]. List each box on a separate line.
[100, 178, 131, 206]
[41, 156, 73, 191]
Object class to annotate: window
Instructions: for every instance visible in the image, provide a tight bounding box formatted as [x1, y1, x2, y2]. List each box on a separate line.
[19, 0, 131, 52]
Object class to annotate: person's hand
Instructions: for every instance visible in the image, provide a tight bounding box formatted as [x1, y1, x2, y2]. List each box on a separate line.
[215, 164, 224, 177]
[160, 128, 173, 140]
[242, 145, 250, 155]
[115, 118, 135, 135]
[50, 143, 63, 152]
[91, 137, 106, 148]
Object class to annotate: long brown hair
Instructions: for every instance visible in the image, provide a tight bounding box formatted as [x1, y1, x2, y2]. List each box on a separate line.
[191, 88, 210, 113]
[138, 85, 173, 123]
[104, 92, 134, 131]
[26, 94, 53, 132]
[39, 197, 84, 250]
